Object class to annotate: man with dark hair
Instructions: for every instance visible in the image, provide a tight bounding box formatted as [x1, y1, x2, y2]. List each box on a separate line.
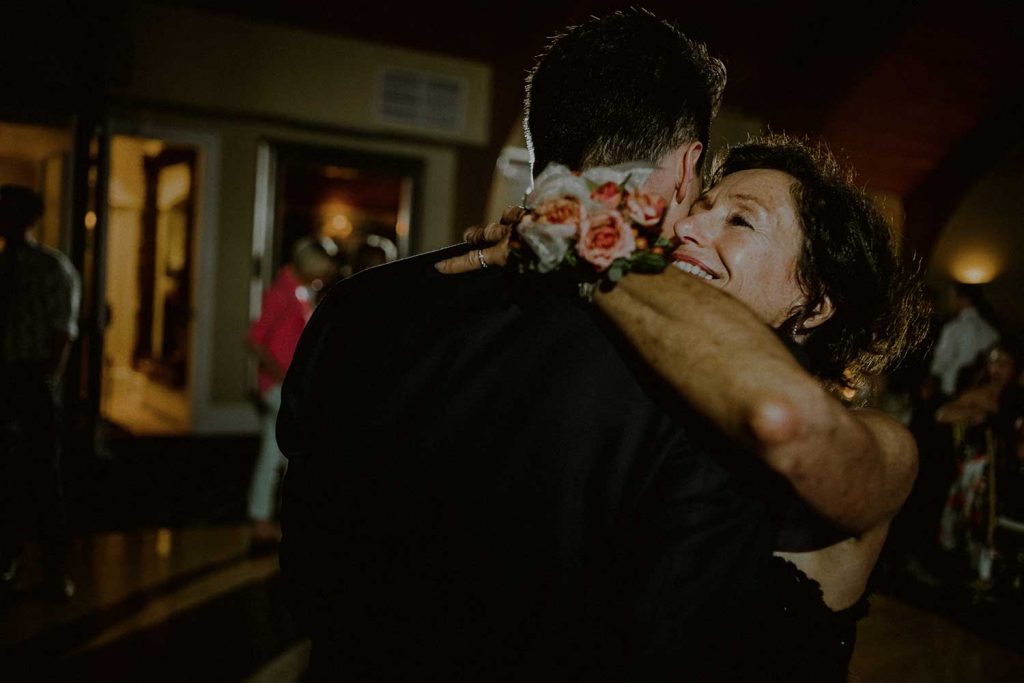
[0, 184, 80, 601]
[280, 10, 771, 680]
[525, 8, 724, 177]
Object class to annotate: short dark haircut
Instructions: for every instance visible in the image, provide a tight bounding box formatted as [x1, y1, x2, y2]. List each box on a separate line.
[953, 282, 985, 306]
[712, 134, 930, 390]
[525, 8, 725, 176]
[0, 184, 44, 231]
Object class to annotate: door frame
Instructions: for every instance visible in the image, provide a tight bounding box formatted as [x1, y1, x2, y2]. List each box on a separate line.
[104, 120, 222, 433]
[252, 140, 425, 295]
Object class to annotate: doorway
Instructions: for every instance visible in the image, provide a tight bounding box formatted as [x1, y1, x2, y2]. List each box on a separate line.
[254, 143, 422, 298]
[100, 135, 198, 435]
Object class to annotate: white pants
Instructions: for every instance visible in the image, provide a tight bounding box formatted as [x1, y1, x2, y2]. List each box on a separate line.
[247, 384, 287, 521]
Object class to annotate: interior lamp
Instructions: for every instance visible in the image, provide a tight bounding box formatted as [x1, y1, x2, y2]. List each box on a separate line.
[950, 250, 1000, 284]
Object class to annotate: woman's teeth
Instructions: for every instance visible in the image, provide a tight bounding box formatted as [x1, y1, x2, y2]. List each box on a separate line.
[672, 261, 714, 280]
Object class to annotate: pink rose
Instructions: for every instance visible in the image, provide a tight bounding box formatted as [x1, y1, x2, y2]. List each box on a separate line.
[590, 181, 622, 209]
[534, 197, 585, 229]
[624, 192, 667, 230]
[577, 211, 636, 271]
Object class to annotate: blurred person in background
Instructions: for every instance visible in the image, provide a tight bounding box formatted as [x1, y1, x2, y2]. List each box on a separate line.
[245, 237, 338, 551]
[927, 282, 1000, 400]
[350, 234, 396, 275]
[0, 184, 80, 602]
[937, 341, 1023, 581]
[908, 283, 1000, 581]
[936, 342, 1020, 427]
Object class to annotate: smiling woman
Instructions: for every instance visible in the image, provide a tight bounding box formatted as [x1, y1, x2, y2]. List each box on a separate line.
[669, 168, 808, 329]
[708, 135, 928, 391]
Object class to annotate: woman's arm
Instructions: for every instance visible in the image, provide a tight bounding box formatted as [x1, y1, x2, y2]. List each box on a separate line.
[934, 386, 997, 424]
[435, 227, 918, 531]
[597, 268, 918, 533]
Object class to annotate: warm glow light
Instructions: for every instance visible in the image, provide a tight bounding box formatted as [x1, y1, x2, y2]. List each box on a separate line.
[950, 251, 1001, 284]
[84, 211, 97, 230]
[325, 213, 353, 239]
[320, 201, 354, 240]
[959, 267, 991, 284]
[155, 528, 173, 558]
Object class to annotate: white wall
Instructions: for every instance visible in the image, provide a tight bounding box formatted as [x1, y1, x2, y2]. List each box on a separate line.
[927, 143, 1024, 330]
[120, 4, 491, 146]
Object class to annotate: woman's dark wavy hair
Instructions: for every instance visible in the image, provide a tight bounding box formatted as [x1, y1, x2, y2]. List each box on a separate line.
[710, 134, 931, 391]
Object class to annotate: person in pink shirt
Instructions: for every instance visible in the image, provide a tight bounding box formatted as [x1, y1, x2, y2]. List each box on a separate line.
[247, 238, 338, 548]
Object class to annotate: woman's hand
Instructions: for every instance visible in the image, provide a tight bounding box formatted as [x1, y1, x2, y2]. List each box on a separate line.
[435, 206, 524, 274]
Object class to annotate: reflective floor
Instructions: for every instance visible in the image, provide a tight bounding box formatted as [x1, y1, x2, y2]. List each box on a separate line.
[1, 525, 1023, 682]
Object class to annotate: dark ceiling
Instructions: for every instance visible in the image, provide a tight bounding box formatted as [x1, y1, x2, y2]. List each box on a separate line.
[165, 0, 1024, 259]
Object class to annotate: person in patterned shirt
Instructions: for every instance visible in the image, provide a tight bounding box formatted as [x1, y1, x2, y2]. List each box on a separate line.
[0, 184, 80, 602]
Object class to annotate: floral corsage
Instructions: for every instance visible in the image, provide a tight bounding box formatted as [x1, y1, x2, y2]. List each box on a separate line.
[508, 163, 679, 294]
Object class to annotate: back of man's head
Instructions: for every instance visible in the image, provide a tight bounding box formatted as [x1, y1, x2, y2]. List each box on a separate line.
[525, 8, 725, 176]
[0, 184, 44, 240]
[953, 282, 984, 309]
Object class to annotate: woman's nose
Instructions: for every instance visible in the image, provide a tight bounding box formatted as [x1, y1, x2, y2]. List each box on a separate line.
[673, 212, 713, 246]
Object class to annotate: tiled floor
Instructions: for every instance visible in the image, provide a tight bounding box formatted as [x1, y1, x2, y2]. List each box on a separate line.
[2, 526, 1023, 681]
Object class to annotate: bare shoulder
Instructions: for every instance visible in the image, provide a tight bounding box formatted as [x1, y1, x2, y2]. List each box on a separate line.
[851, 408, 919, 507]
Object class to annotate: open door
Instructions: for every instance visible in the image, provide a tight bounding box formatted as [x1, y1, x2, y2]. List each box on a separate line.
[100, 136, 200, 435]
[254, 143, 423, 292]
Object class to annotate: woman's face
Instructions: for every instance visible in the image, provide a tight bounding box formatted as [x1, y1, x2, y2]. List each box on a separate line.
[669, 169, 810, 328]
[987, 348, 1017, 389]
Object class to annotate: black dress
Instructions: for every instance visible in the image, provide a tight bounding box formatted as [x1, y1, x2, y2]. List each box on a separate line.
[755, 555, 869, 682]
[754, 466, 870, 682]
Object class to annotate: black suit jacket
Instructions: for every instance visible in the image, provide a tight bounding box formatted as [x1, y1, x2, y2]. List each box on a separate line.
[279, 245, 774, 681]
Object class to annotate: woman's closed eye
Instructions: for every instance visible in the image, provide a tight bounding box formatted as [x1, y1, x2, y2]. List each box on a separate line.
[729, 213, 754, 229]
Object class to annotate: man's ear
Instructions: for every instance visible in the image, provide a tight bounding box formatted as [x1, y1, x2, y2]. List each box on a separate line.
[801, 295, 835, 332]
[674, 141, 704, 207]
